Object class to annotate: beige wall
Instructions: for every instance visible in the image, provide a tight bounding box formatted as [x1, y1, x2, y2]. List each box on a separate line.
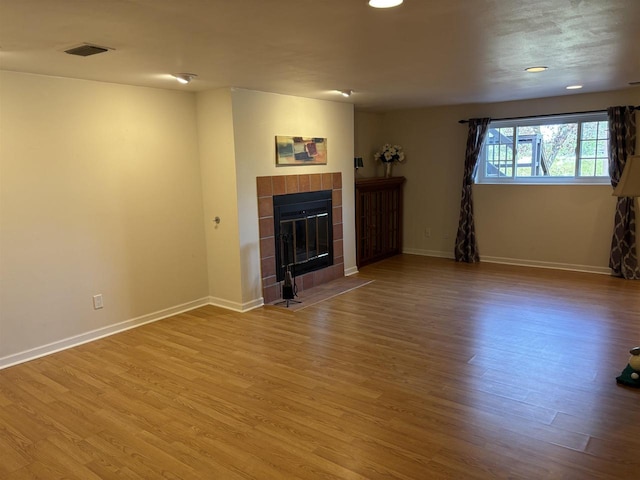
[0, 73, 357, 365]
[355, 88, 640, 272]
[0, 71, 210, 362]
[196, 88, 244, 309]
[354, 111, 383, 179]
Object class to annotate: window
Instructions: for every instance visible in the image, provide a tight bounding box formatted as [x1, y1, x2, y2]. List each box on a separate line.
[475, 112, 610, 184]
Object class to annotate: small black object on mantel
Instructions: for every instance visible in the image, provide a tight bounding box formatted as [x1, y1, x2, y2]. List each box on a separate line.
[616, 346, 640, 388]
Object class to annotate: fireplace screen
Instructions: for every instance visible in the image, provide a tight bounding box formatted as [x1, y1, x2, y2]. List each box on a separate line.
[279, 212, 329, 266]
[273, 190, 333, 281]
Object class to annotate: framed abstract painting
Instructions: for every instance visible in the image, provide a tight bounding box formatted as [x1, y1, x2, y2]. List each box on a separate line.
[276, 136, 327, 165]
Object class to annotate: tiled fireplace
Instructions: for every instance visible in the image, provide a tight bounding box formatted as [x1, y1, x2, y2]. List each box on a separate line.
[257, 173, 344, 304]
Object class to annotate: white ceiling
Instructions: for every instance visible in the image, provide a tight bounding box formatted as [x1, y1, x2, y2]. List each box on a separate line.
[1, 0, 639, 111]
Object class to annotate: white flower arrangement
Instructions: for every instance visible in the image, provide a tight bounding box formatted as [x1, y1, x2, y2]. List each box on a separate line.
[374, 144, 405, 164]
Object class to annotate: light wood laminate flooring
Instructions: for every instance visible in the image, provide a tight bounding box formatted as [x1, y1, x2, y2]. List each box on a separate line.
[1, 255, 639, 479]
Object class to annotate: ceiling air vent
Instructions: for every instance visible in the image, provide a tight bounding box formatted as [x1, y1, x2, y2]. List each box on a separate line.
[64, 43, 111, 57]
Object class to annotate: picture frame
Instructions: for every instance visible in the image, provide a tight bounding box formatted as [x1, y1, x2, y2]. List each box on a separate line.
[275, 136, 327, 165]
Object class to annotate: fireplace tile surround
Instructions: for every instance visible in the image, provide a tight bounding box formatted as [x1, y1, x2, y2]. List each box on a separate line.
[257, 173, 344, 304]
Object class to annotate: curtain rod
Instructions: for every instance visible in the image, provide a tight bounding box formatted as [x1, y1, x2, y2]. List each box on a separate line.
[458, 105, 640, 124]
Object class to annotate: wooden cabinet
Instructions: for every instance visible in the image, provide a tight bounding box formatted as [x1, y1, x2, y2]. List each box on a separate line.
[355, 176, 406, 268]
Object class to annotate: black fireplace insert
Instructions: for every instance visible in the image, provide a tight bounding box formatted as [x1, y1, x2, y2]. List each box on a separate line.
[273, 190, 333, 281]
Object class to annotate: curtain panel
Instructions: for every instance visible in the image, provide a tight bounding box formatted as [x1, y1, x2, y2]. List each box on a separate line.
[608, 105, 639, 279]
[455, 117, 491, 263]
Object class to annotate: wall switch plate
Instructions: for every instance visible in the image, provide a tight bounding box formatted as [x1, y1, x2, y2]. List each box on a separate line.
[93, 294, 104, 309]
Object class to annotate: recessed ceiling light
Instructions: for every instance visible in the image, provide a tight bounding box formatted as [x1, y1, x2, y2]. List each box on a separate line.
[339, 89, 353, 97]
[369, 0, 403, 8]
[525, 66, 548, 73]
[172, 73, 197, 84]
[566, 85, 583, 90]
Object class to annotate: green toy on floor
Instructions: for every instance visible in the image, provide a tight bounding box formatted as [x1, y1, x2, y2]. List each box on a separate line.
[616, 346, 640, 388]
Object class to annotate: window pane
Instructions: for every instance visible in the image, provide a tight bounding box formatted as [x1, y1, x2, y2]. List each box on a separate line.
[596, 139, 607, 157]
[516, 126, 546, 176]
[541, 124, 578, 177]
[597, 121, 609, 138]
[578, 121, 609, 178]
[595, 158, 608, 177]
[485, 127, 514, 177]
[581, 122, 597, 140]
[582, 139, 596, 157]
[580, 158, 595, 176]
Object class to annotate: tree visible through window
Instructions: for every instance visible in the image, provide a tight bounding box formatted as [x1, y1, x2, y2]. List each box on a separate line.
[476, 112, 609, 184]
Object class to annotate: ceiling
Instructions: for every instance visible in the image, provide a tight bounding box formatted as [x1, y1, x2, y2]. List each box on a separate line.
[1, 0, 638, 111]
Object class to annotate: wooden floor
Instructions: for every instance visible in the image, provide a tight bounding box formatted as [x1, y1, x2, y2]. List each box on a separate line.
[1, 255, 640, 479]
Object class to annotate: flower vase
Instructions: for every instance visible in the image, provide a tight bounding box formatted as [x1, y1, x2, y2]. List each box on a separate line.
[384, 162, 393, 178]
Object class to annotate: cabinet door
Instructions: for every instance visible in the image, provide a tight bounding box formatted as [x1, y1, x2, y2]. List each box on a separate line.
[356, 177, 405, 267]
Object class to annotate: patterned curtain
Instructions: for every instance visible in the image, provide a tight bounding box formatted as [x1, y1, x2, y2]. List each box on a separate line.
[455, 117, 491, 262]
[608, 106, 638, 279]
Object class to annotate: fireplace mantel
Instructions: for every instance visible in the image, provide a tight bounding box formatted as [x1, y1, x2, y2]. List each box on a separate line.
[257, 173, 344, 304]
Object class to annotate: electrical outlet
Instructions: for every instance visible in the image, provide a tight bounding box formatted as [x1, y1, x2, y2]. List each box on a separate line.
[93, 294, 104, 310]
[424, 228, 431, 238]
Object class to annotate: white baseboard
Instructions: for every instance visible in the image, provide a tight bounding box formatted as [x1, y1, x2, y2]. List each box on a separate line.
[480, 255, 611, 275]
[403, 248, 455, 259]
[0, 297, 211, 370]
[344, 266, 359, 276]
[402, 248, 610, 275]
[209, 296, 264, 312]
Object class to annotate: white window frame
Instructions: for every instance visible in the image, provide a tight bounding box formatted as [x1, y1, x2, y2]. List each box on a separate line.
[475, 112, 610, 185]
